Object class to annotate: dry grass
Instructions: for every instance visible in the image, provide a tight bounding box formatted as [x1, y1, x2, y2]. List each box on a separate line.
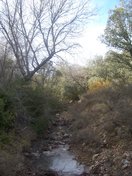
[0, 127, 36, 176]
[68, 85, 132, 175]
[70, 86, 132, 145]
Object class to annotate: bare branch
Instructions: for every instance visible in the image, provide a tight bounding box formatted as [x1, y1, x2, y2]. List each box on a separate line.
[0, 0, 94, 80]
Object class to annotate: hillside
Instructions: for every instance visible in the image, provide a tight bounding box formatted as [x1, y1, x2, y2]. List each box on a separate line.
[68, 85, 132, 175]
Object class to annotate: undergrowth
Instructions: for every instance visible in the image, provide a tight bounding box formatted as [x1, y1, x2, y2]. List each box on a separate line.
[70, 84, 132, 151]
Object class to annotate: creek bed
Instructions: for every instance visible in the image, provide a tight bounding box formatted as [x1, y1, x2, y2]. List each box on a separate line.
[32, 144, 88, 176]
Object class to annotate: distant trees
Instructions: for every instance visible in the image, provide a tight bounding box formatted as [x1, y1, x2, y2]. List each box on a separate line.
[91, 53, 132, 85]
[0, 0, 94, 80]
[59, 64, 88, 100]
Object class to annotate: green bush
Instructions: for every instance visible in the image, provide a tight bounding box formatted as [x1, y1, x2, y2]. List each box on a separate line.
[17, 84, 63, 135]
[0, 131, 10, 144]
[63, 83, 85, 101]
[21, 86, 62, 115]
[32, 115, 50, 135]
[0, 80, 65, 137]
[0, 90, 15, 132]
[0, 90, 15, 144]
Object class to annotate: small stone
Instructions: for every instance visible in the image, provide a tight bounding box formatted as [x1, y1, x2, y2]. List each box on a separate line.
[78, 99, 82, 103]
[63, 133, 69, 138]
[49, 146, 52, 150]
[92, 154, 99, 161]
[122, 164, 128, 169]
[56, 113, 60, 117]
[43, 151, 50, 155]
[24, 152, 31, 157]
[32, 152, 40, 158]
[123, 152, 130, 159]
[82, 143, 86, 146]
[122, 159, 130, 169]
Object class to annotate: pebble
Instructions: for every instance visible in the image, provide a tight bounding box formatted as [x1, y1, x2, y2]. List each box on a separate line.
[92, 154, 99, 161]
[122, 159, 130, 169]
[24, 152, 31, 157]
[32, 152, 40, 158]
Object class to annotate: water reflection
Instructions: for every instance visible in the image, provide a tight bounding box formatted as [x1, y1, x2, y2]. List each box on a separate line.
[33, 145, 86, 176]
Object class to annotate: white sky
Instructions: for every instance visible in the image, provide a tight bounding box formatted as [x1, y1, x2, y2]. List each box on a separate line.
[66, 0, 119, 66]
[72, 25, 108, 65]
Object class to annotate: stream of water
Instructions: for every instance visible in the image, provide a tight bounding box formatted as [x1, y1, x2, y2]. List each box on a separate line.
[26, 116, 89, 176]
[32, 144, 88, 176]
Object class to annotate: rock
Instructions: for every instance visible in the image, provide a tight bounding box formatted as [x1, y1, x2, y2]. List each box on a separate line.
[82, 143, 86, 147]
[122, 164, 129, 169]
[56, 113, 60, 117]
[78, 99, 82, 103]
[43, 151, 51, 155]
[24, 152, 31, 157]
[69, 100, 73, 104]
[122, 159, 130, 169]
[63, 133, 69, 138]
[49, 146, 53, 150]
[32, 152, 40, 158]
[123, 152, 131, 160]
[92, 154, 99, 161]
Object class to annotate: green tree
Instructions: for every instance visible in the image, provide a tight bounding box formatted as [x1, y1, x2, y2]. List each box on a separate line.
[103, 0, 132, 54]
[102, 0, 132, 69]
[60, 63, 88, 99]
[85, 54, 132, 87]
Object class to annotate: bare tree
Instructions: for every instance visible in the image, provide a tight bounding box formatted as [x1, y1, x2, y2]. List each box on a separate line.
[0, 0, 94, 80]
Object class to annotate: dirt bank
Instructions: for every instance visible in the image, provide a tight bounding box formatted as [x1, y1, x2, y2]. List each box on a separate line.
[68, 87, 132, 176]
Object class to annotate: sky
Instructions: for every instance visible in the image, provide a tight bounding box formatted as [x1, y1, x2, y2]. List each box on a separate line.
[70, 0, 120, 66]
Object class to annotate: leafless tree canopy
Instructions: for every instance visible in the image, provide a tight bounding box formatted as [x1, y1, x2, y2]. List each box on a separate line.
[0, 0, 94, 80]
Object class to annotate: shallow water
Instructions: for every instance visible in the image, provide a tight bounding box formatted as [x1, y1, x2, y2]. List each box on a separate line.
[32, 145, 87, 176]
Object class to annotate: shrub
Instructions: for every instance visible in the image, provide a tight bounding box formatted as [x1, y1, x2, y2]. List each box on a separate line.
[71, 127, 101, 148]
[63, 82, 85, 101]
[0, 89, 15, 144]
[32, 114, 50, 135]
[0, 90, 15, 132]
[17, 84, 63, 135]
[0, 131, 10, 144]
[88, 78, 111, 92]
[70, 84, 132, 151]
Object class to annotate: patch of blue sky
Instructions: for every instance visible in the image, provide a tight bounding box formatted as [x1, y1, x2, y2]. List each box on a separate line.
[93, 0, 120, 25]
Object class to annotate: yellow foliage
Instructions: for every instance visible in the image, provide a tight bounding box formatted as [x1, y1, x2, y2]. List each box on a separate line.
[88, 79, 111, 92]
